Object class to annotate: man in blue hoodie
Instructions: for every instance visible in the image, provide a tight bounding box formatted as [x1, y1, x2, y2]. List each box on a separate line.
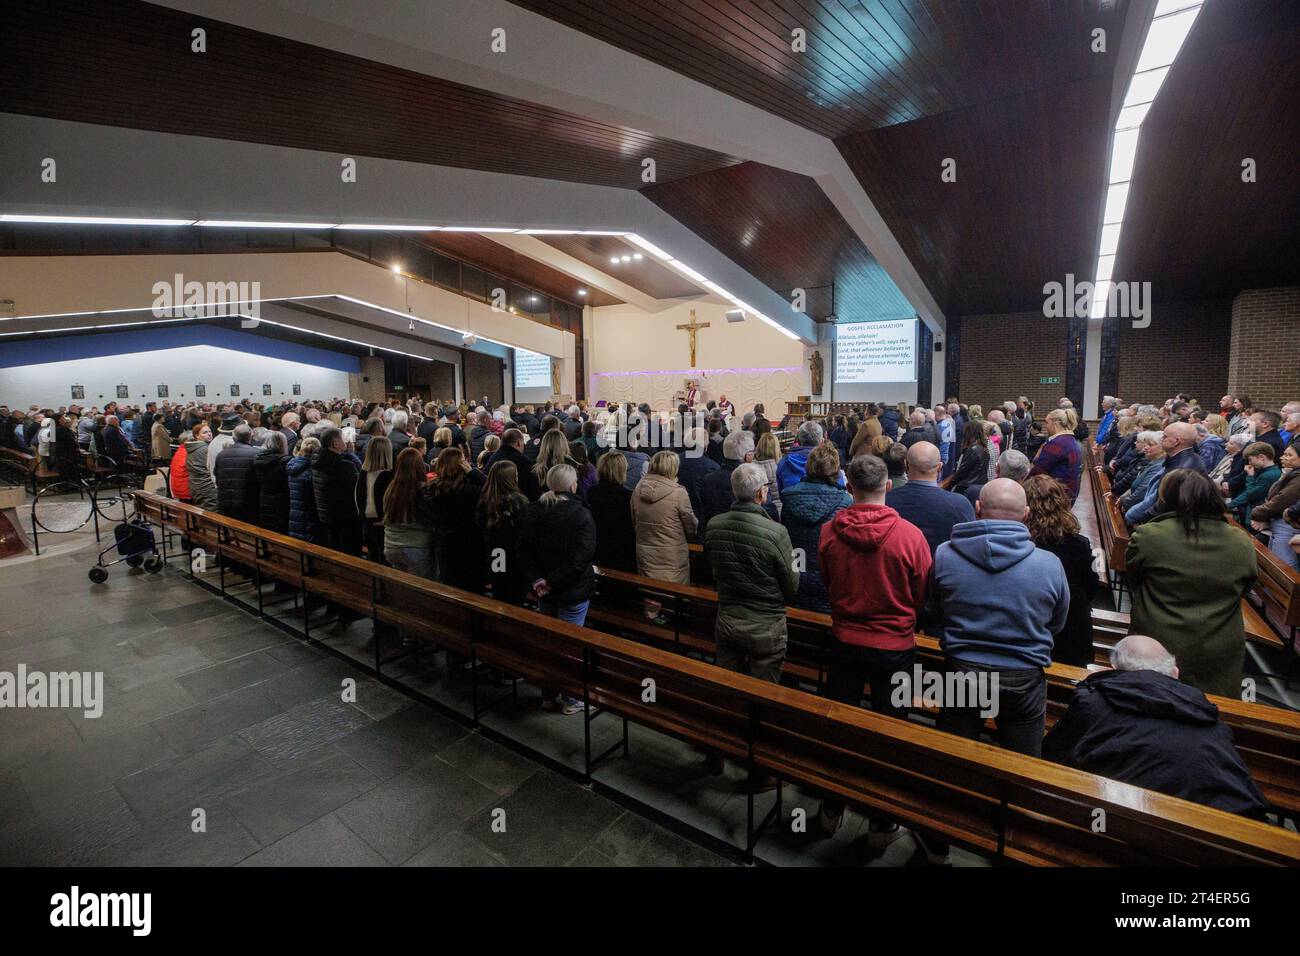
[933, 478, 1069, 757]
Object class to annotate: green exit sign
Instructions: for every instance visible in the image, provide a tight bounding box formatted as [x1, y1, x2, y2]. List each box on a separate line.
[1039, 376, 1061, 385]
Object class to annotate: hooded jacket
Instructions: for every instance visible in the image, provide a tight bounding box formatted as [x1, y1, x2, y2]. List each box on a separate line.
[630, 472, 698, 584]
[780, 479, 851, 612]
[586, 478, 637, 572]
[676, 451, 719, 522]
[1197, 434, 1227, 472]
[775, 443, 814, 492]
[286, 454, 323, 543]
[169, 443, 191, 500]
[933, 519, 1069, 669]
[184, 440, 219, 511]
[818, 503, 931, 650]
[1042, 669, 1268, 818]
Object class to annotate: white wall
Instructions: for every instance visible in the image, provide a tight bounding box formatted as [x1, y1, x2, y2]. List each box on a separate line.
[0, 344, 352, 409]
[589, 298, 807, 415]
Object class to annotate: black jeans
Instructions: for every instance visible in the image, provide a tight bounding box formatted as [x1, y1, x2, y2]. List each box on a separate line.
[935, 663, 1046, 757]
[926, 663, 1046, 858]
[822, 643, 915, 820]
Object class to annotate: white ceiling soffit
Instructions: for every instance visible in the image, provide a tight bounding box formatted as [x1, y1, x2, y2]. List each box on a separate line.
[144, 0, 944, 332]
[0, 113, 814, 341]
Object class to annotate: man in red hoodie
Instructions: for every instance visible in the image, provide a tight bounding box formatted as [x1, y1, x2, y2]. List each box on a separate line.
[816, 453, 932, 842]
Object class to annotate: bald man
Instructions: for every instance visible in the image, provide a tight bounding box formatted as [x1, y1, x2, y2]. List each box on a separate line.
[1043, 636, 1267, 818]
[885, 441, 974, 556]
[1125, 420, 1207, 527]
[932, 478, 1069, 755]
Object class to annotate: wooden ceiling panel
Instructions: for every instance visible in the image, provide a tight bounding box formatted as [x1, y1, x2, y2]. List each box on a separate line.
[512, 0, 1128, 137]
[422, 232, 622, 307]
[642, 162, 914, 323]
[1111, 0, 1300, 299]
[537, 235, 702, 299]
[0, 0, 741, 189]
[838, 74, 1116, 317]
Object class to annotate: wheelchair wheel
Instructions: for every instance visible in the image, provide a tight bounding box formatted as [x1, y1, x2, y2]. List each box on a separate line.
[88, 566, 108, 584]
[143, 554, 164, 573]
[126, 554, 144, 568]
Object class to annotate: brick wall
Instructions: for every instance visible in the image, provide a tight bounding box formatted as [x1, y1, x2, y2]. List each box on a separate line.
[1228, 286, 1300, 412]
[348, 356, 385, 404]
[1117, 298, 1231, 407]
[464, 350, 503, 406]
[956, 311, 1069, 415]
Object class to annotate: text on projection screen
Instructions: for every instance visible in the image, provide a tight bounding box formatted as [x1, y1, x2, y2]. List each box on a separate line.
[834, 319, 917, 383]
[514, 348, 551, 389]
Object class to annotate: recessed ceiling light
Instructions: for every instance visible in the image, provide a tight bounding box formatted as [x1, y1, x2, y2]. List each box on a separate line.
[609, 257, 619, 265]
[391, 264, 402, 274]
[577, 289, 587, 296]
[633, 253, 643, 260]
[621, 256, 632, 263]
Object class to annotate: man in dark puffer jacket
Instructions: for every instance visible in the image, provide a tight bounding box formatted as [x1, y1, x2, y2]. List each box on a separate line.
[213, 424, 261, 524]
[312, 427, 363, 555]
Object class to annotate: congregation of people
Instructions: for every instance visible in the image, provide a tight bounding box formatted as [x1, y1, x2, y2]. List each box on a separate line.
[4, 386, 1291, 860]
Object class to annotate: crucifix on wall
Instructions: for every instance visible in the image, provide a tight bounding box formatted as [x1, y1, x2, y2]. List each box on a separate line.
[675, 310, 711, 368]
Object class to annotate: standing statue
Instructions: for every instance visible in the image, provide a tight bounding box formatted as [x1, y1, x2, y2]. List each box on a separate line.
[810, 349, 824, 396]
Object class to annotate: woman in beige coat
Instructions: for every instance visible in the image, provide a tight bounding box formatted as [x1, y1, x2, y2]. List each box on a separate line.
[150, 418, 172, 465]
[630, 451, 698, 585]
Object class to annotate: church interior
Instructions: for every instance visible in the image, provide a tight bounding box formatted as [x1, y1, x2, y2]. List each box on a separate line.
[1, 0, 1298, 891]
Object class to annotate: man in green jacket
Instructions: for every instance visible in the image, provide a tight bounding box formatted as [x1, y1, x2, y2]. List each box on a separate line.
[704, 462, 799, 683]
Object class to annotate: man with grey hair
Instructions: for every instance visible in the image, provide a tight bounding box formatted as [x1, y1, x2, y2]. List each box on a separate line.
[1043, 635, 1267, 817]
[900, 410, 930, 449]
[1096, 395, 1121, 445]
[698, 428, 758, 534]
[213, 422, 261, 523]
[775, 419, 825, 491]
[388, 409, 412, 454]
[704, 461, 799, 727]
[959, 448, 1031, 508]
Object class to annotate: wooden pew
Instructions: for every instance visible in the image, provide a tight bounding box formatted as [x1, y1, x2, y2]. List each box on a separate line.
[131, 491, 1300, 866]
[586, 563, 1300, 820]
[0, 446, 61, 495]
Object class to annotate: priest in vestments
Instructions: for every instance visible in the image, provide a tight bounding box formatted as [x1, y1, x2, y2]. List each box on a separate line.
[686, 380, 699, 407]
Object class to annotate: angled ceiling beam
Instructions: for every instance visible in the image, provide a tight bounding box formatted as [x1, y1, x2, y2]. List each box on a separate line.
[145, 0, 944, 332]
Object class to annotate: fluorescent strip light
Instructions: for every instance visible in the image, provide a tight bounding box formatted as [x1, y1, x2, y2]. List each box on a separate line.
[0, 215, 195, 226]
[516, 229, 628, 236]
[1090, 281, 1113, 319]
[336, 224, 438, 231]
[1109, 128, 1141, 183]
[1135, 5, 1201, 72]
[1154, 0, 1202, 15]
[195, 220, 337, 229]
[434, 227, 518, 233]
[1100, 223, 1122, 256]
[1124, 67, 1170, 107]
[751, 312, 801, 340]
[623, 234, 673, 260]
[701, 280, 734, 300]
[1096, 255, 1116, 282]
[664, 259, 708, 283]
[1103, 182, 1130, 224]
[1114, 102, 1152, 131]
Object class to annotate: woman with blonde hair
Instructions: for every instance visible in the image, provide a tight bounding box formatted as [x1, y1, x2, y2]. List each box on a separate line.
[1029, 408, 1083, 502]
[478, 433, 501, 472]
[754, 431, 783, 516]
[531, 429, 573, 488]
[631, 450, 698, 588]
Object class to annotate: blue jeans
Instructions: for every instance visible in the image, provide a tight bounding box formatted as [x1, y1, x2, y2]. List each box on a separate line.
[539, 599, 589, 627]
[385, 547, 431, 578]
[1270, 517, 1300, 570]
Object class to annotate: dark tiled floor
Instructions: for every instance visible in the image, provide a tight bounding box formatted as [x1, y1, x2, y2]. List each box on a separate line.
[0, 550, 993, 867]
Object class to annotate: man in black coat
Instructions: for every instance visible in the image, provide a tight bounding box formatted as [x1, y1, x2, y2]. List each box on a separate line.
[312, 427, 363, 555]
[213, 424, 262, 524]
[485, 428, 541, 500]
[1043, 635, 1268, 818]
